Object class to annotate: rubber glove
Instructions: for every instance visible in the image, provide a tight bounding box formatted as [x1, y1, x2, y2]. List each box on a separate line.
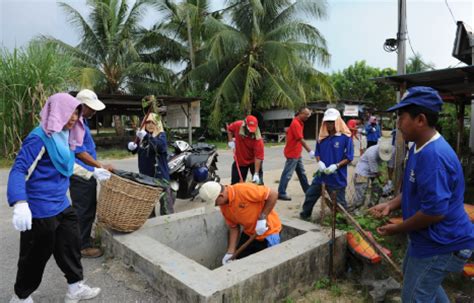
[309, 150, 315, 159]
[93, 167, 111, 181]
[317, 161, 326, 172]
[127, 142, 138, 151]
[255, 219, 268, 235]
[228, 140, 235, 150]
[12, 201, 32, 232]
[136, 129, 147, 140]
[252, 174, 260, 184]
[324, 164, 338, 175]
[222, 253, 233, 265]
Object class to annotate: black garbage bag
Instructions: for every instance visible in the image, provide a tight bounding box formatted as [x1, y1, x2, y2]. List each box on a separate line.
[113, 169, 166, 189]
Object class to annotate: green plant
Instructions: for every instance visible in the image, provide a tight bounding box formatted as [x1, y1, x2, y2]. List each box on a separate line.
[330, 284, 342, 297]
[314, 277, 331, 289]
[0, 43, 79, 160]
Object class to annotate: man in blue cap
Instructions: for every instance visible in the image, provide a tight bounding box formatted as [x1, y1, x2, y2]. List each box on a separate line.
[370, 86, 474, 302]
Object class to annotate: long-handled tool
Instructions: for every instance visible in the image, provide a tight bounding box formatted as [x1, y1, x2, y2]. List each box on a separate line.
[321, 188, 403, 279]
[134, 97, 155, 144]
[329, 190, 337, 280]
[230, 233, 257, 260]
[232, 148, 244, 183]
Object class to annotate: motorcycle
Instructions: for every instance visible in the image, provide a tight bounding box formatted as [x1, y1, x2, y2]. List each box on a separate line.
[167, 139, 220, 199]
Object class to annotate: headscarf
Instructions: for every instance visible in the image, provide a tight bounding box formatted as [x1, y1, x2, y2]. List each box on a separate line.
[144, 113, 164, 137]
[318, 117, 352, 141]
[39, 93, 84, 150]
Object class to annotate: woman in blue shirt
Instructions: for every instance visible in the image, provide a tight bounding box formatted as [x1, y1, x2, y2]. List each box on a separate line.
[365, 116, 381, 148]
[7, 93, 102, 302]
[127, 113, 174, 215]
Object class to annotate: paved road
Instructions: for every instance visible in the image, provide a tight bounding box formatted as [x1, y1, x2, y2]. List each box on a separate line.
[0, 143, 308, 302]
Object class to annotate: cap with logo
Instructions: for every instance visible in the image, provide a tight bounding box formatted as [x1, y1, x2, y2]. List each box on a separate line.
[386, 86, 443, 113]
[245, 115, 258, 133]
[76, 89, 106, 111]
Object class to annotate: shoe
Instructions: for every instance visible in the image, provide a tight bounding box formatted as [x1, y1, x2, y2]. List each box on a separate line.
[278, 194, 292, 201]
[80, 247, 103, 258]
[299, 213, 311, 221]
[10, 295, 33, 303]
[65, 282, 101, 303]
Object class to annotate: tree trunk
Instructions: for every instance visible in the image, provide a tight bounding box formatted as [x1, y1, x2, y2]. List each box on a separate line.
[113, 115, 125, 136]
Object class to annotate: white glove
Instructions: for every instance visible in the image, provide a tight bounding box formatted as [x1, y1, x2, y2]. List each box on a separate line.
[324, 164, 338, 174]
[317, 161, 326, 172]
[309, 150, 315, 159]
[255, 219, 268, 235]
[12, 201, 32, 232]
[136, 129, 147, 140]
[252, 174, 260, 184]
[383, 180, 394, 195]
[93, 167, 111, 181]
[222, 253, 233, 265]
[127, 141, 138, 151]
[228, 140, 235, 150]
[372, 127, 376, 132]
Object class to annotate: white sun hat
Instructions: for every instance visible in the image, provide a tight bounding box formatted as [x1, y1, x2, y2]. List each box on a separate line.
[323, 108, 341, 122]
[378, 137, 393, 162]
[199, 181, 222, 205]
[76, 89, 105, 111]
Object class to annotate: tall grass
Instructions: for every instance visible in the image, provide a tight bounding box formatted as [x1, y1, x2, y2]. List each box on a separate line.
[0, 42, 79, 160]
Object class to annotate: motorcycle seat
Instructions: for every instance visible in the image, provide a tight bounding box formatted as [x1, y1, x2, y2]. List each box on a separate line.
[186, 154, 211, 168]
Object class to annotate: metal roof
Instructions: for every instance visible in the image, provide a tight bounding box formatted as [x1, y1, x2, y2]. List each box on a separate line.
[373, 65, 474, 104]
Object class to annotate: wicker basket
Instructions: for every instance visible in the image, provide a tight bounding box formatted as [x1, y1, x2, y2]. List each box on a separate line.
[97, 173, 162, 232]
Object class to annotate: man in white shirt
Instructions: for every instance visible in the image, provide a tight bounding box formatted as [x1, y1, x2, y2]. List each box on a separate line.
[351, 137, 392, 209]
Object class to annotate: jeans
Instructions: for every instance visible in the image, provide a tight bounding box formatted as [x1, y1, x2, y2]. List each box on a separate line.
[278, 158, 309, 196]
[300, 182, 347, 219]
[402, 250, 471, 302]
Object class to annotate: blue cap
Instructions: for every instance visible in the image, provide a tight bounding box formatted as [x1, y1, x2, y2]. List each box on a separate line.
[386, 86, 443, 113]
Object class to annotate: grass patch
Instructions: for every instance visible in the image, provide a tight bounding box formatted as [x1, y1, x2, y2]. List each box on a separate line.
[0, 158, 14, 168]
[96, 148, 134, 160]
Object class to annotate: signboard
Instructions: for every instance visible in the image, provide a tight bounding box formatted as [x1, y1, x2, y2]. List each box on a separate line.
[343, 105, 359, 117]
[164, 101, 201, 128]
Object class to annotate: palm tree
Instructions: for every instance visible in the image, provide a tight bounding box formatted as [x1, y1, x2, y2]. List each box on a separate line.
[187, 0, 332, 130]
[406, 53, 435, 74]
[42, 0, 172, 94]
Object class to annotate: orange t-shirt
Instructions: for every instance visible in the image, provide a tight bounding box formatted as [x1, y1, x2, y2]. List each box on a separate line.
[219, 183, 282, 241]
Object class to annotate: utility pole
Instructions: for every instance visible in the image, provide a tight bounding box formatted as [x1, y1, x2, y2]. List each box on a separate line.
[393, 0, 407, 193]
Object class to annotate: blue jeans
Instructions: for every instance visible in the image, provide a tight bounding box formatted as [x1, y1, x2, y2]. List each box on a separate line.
[300, 182, 347, 219]
[278, 158, 309, 196]
[402, 250, 471, 302]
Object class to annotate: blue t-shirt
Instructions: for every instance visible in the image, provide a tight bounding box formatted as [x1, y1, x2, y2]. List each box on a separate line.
[402, 134, 474, 257]
[7, 134, 70, 218]
[313, 134, 354, 188]
[365, 123, 381, 142]
[74, 119, 97, 171]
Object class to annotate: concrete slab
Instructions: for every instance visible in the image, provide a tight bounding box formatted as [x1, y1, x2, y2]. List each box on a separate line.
[101, 207, 346, 303]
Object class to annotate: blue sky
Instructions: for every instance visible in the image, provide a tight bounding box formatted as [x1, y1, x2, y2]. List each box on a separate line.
[1, 0, 473, 73]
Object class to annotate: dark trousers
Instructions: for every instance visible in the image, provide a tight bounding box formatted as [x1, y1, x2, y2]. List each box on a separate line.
[367, 140, 377, 148]
[70, 175, 97, 249]
[15, 206, 83, 299]
[231, 162, 264, 185]
[235, 232, 269, 259]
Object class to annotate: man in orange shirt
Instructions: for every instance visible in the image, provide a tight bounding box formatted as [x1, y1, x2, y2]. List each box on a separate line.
[199, 181, 282, 264]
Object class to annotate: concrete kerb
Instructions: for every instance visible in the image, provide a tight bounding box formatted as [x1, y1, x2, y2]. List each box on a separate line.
[101, 207, 346, 302]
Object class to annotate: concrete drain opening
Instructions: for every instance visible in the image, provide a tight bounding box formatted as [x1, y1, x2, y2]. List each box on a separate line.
[102, 208, 347, 302]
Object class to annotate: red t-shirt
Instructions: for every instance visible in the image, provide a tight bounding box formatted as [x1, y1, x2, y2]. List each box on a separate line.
[347, 119, 358, 138]
[284, 117, 304, 159]
[227, 121, 264, 166]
